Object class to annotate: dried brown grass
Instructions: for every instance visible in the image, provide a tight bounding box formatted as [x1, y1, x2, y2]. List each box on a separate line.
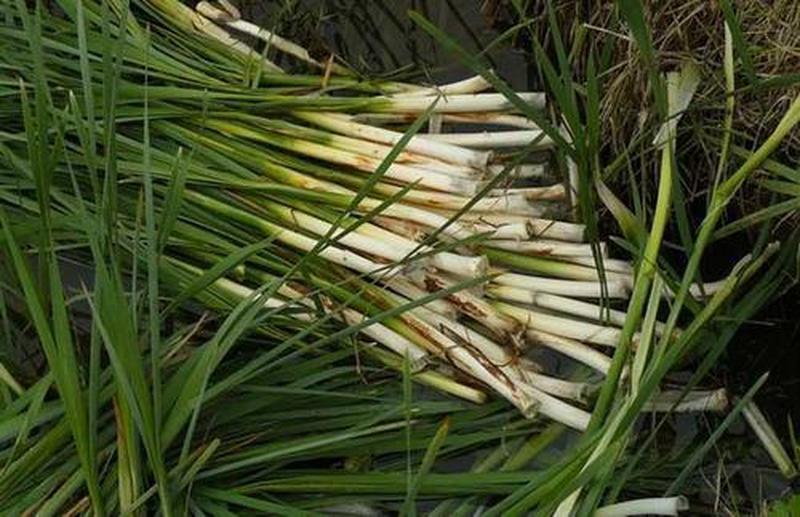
[543, 0, 800, 158]
[487, 0, 800, 233]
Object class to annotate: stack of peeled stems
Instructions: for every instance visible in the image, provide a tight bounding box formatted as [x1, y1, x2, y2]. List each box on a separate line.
[40, 0, 732, 431]
[131, 0, 746, 431]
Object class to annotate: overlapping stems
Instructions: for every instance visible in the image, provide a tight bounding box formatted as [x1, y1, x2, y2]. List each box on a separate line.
[0, 0, 791, 514]
[0, 0, 762, 434]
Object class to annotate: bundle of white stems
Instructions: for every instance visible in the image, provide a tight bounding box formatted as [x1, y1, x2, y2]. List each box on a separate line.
[182, 2, 744, 435]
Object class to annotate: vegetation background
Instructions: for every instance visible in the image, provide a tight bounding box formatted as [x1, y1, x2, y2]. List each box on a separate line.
[1, 0, 799, 514]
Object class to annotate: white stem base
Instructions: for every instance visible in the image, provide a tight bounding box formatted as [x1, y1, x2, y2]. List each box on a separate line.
[595, 496, 689, 516]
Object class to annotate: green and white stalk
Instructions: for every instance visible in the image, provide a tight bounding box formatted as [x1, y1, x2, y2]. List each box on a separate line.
[354, 199, 474, 241]
[371, 216, 431, 242]
[210, 274, 304, 313]
[668, 277, 734, 300]
[595, 496, 689, 516]
[486, 249, 633, 284]
[366, 347, 487, 404]
[406, 190, 554, 214]
[373, 215, 579, 244]
[487, 286, 662, 334]
[294, 111, 492, 168]
[391, 311, 537, 416]
[630, 276, 664, 393]
[381, 92, 546, 113]
[486, 239, 600, 257]
[410, 271, 523, 337]
[350, 112, 541, 129]
[265, 223, 405, 277]
[366, 185, 556, 215]
[346, 214, 471, 266]
[444, 212, 586, 242]
[208, 120, 482, 194]
[382, 276, 458, 319]
[439, 112, 541, 129]
[524, 219, 586, 242]
[420, 130, 554, 149]
[205, 118, 556, 217]
[408, 304, 591, 428]
[525, 373, 592, 403]
[272, 121, 484, 178]
[404, 159, 484, 179]
[469, 221, 531, 240]
[526, 329, 613, 375]
[323, 301, 429, 369]
[190, 10, 282, 72]
[518, 384, 591, 430]
[195, 1, 350, 74]
[555, 256, 633, 274]
[495, 302, 625, 347]
[410, 304, 525, 368]
[459, 218, 585, 242]
[492, 273, 629, 299]
[296, 294, 430, 371]
[393, 74, 493, 97]
[263, 203, 488, 278]
[411, 311, 591, 403]
[187, 191, 409, 278]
